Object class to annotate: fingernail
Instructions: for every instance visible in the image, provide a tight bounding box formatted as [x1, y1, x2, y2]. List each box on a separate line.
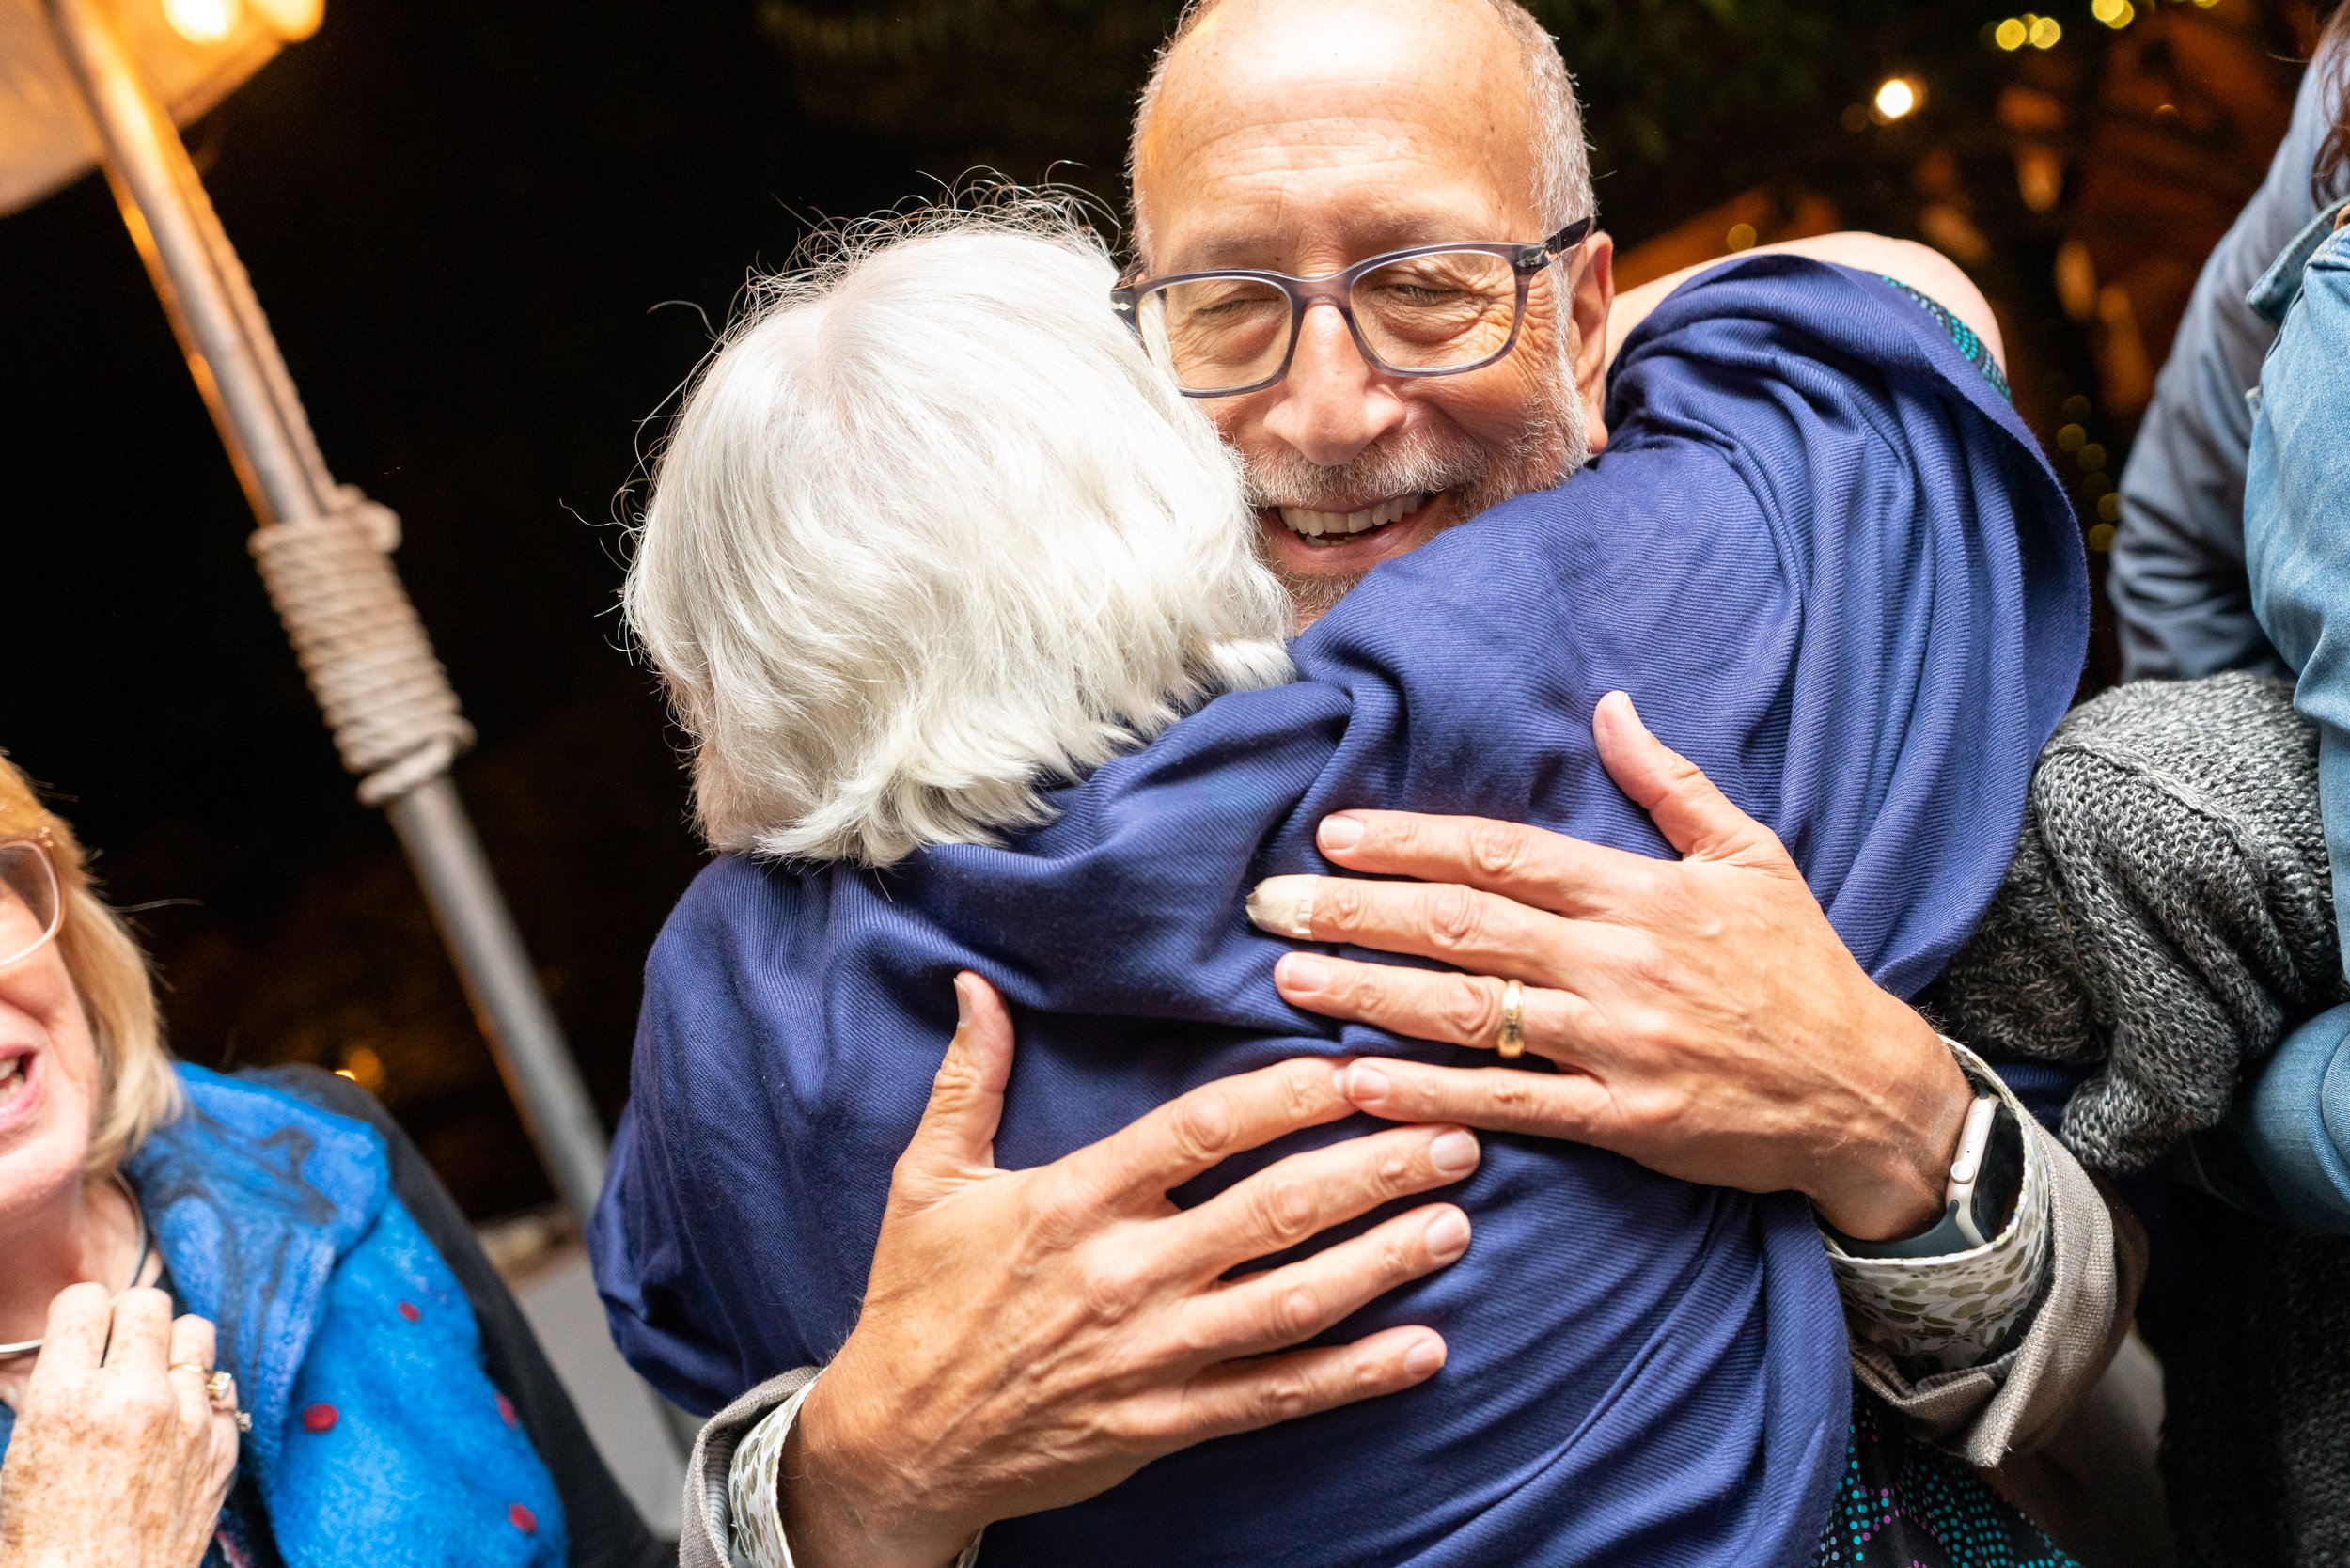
[1276, 953, 1331, 995]
[953, 973, 973, 1029]
[1610, 690, 1645, 733]
[1318, 813, 1365, 854]
[1342, 1063, 1391, 1105]
[1246, 875, 1317, 939]
[1403, 1335, 1448, 1377]
[1424, 1210, 1471, 1262]
[1429, 1130, 1480, 1177]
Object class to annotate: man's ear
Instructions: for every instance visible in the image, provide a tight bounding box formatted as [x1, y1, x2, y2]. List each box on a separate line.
[1569, 231, 1615, 455]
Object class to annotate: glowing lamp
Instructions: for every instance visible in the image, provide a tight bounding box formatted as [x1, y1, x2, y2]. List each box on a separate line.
[162, 0, 233, 42]
[249, 0, 319, 39]
[1873, 78, 1919, 121]
[0, 0, 616, 1228]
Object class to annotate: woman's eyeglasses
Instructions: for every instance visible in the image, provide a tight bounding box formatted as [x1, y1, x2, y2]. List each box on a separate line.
[1112, 218, 1593, 399]
[0, 840, 62, 970]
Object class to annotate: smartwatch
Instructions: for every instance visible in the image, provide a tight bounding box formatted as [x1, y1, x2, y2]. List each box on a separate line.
[1829, 1093, 2025, 1261]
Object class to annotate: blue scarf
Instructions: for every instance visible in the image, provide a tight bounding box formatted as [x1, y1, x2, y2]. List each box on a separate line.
[0, 1068, 567, 1568]
[596, 258, 2088, 1567]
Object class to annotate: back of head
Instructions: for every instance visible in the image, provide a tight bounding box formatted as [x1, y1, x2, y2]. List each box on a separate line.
[625, 205, 1293, 867]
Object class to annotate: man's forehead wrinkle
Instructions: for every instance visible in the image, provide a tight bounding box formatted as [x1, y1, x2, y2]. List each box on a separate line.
[1144, 0, 1531, 160]
[1136, 14, 1542, 270]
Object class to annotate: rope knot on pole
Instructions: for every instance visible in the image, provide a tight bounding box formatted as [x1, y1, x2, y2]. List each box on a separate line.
[250, 485, 475, 807]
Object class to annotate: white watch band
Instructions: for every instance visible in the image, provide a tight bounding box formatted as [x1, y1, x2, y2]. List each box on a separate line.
[1945, 1092, 2002, 1250]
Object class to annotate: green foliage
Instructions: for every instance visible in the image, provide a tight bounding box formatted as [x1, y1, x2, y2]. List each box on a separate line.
[753, 0, 2007, 241]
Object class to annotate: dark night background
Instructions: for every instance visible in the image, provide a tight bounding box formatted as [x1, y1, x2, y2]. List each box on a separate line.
[0, 0, 2330, 1217]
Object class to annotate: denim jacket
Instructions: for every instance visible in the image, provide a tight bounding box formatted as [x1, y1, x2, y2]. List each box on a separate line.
[2223, 198, 2350, 1233]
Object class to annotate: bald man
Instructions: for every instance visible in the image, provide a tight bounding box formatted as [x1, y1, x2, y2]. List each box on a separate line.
[653, 4, 2135, 1565]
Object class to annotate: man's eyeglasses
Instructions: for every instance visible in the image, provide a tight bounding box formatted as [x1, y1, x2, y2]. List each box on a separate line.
[1113, 217, 1594, 399]
[0, 839, 61, 971]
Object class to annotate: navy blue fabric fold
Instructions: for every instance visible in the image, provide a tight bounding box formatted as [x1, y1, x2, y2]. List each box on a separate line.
[592, 257, 2087, 1568]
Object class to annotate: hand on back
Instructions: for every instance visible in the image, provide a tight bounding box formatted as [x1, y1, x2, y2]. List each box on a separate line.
[1249, 691, 1972, 1243]
[782, 973, 1478, 1568]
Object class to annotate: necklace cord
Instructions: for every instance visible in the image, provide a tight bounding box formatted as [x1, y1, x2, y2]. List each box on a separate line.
[0, 1175, 152, 1359]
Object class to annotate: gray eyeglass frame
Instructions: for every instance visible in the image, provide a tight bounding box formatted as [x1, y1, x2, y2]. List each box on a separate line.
[1112, 216, 1595, 399]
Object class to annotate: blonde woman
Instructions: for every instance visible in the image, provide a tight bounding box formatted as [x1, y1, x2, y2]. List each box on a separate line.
[0, 756, 663, 1568]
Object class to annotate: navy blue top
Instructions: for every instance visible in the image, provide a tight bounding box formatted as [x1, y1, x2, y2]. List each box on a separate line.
[591, 257, 2087, 1568]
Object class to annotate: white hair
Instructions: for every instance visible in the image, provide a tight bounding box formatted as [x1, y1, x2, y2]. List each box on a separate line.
[624, 208, 1295, 867]
[1129, 0, 1595, 257]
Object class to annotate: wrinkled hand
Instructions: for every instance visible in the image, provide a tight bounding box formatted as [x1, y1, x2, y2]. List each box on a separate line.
[781, 974, 1478, 1568]
[1246, 690, 1971, 1242]
[0, 1285, 243, 1568]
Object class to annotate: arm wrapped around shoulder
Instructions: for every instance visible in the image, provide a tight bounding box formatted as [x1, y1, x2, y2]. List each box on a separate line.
[1930, 671, 2343, 1172]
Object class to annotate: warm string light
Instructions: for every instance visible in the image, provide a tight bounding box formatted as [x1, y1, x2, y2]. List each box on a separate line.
[1873, 77, 1920, 120]
[1991, 12, 2063, 51]
[2092, 0, 2137, 28]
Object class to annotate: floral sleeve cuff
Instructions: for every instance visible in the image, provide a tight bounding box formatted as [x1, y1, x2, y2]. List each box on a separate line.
[1822, 1040, 2053, 1376]
[727, 1374, 986, 1568]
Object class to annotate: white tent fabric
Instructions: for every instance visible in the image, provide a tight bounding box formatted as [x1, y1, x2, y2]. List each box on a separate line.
[0, 0, 280, 217]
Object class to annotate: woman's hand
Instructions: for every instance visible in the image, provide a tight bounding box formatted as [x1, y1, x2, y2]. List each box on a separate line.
[1246, 691, 1973, 1243]
[780, 974, 1478, 1568]
[0, 1285, 242, 1568]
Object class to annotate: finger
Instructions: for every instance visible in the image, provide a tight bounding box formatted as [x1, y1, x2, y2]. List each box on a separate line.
[1591, 692, 1784, 867]
[204, 1407, 244, 1512]
[1163, 1123, 1480, 1277]
[1057, 1057, 1355, 1209]
[166, 1313, 217, 1374]
[1337, 1058, 1620, 1145]
[1178, 1203, 1472, 1359]
[1305, 809, 1643, 917]
[1271, 952, 1602, 1068]
[166, 1348, 213, 1437]
[1157, 1326, 1449, 1445]
[1247, 871, 1600, 984]
[896, 972, 1015, 1185]
[22, 1282, 114, 1391]
[101, 1286, 175, 1374]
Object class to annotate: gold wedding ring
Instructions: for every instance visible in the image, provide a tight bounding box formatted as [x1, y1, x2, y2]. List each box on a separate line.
[1497, 978, 1526, 1058]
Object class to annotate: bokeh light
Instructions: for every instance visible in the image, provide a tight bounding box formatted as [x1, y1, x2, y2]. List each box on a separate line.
[2029, 14, 2063, 48]
[1873, 77, 1919, 120]
[1994, 16, 2029, 50]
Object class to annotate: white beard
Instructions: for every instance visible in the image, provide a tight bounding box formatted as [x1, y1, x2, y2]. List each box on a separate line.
[1243, 337, 1591, 624]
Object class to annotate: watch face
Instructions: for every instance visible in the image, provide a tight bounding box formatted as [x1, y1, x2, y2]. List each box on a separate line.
[1971, 1103, 2027, 1238]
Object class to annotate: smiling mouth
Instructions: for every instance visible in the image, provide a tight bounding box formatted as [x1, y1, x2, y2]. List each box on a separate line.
[0, 1052, 27, 1112]
[1274, 491, 1434, 545]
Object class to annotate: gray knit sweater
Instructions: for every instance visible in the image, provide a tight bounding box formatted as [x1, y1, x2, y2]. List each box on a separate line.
[1933, 671, 2349, 1566]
